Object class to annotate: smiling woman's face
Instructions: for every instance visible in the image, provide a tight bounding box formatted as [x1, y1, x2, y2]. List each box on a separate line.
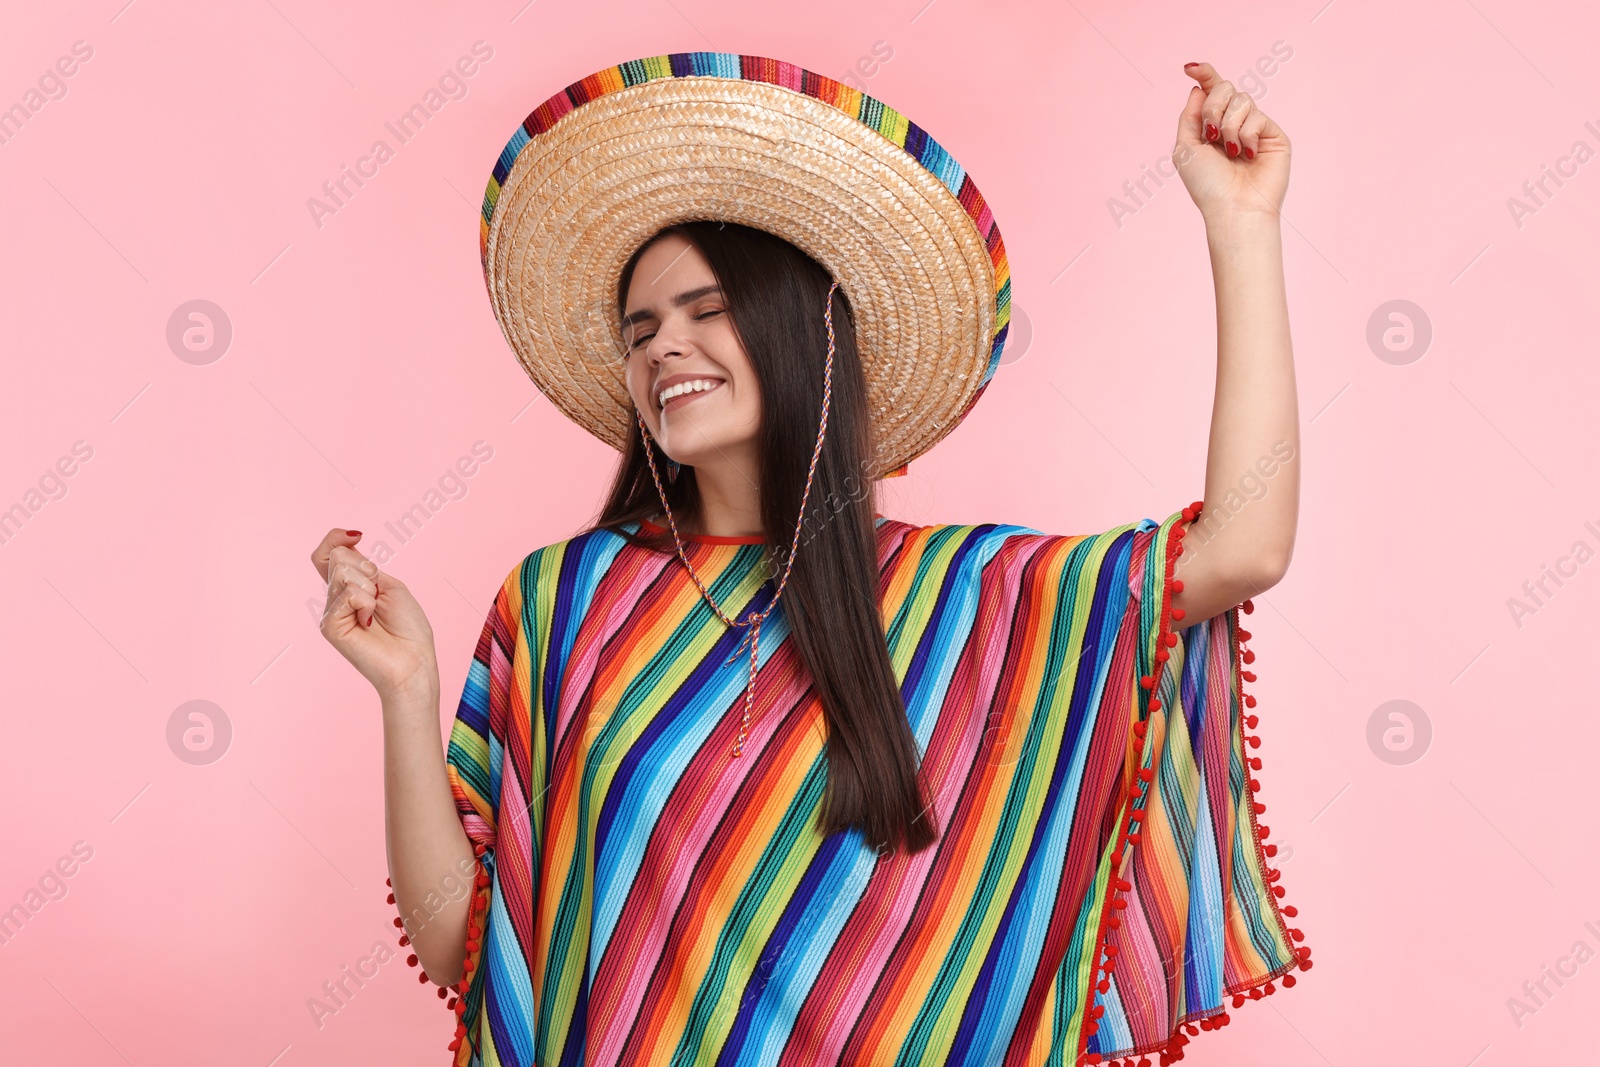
[621, 232, 762, 473]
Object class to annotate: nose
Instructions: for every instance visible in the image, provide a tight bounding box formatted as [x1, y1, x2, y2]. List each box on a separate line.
[642, 323, 693, 366]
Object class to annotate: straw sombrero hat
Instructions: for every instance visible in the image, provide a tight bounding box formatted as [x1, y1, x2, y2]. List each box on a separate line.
[478, 52, 1011, 478]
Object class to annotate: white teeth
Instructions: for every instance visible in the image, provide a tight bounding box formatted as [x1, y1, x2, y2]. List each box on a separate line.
[657, 379, 721, 407]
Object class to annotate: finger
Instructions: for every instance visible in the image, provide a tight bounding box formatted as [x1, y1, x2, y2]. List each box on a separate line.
[1219, 92, 1255, 159]
[330, 563, 378, 604]
[311, 528, 364, 582]
[1176, 77, 1208, 148]
[1247, 106, 1288, 152]
[330, 551, 380, 587]
[321, 572, 363, 624]
[329, 562, 382, 626]
[1238, 108, 1269, 160]
[1182, 62, 1229, 143]
[1200, 81, 1235, 144]
[322, 572, 359, 626]
[357, 562, 383, 627]
[1202, 80, 1236, 144]
[1182, 60, 1222, 95]
[340, 584, 377, 628]
[327, 544, 378, 580]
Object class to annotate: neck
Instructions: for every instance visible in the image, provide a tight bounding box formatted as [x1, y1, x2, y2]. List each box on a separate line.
[686, 452, 763, 539]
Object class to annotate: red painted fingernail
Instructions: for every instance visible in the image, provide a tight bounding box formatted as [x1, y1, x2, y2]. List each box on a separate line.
[1244, 146, 1255, 160]
[366, 616, 374, 627]
[1226, 141, 1238, 157]
[1184, 62, 1200, 68]
[1206, 123, 1218, 141]
[346, 529, 361, 537]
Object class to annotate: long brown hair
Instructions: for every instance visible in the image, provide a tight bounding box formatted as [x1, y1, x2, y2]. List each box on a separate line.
[588, 221, 938, 857]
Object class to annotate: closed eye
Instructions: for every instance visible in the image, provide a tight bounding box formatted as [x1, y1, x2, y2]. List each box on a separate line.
[625, 309, 724, 350]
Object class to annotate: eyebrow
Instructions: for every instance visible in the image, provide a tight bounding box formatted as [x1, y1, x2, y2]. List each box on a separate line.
[620, 284, 723, 331]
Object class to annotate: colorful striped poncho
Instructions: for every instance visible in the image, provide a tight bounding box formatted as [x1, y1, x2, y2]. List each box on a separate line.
[424, 504, 1308, 1066]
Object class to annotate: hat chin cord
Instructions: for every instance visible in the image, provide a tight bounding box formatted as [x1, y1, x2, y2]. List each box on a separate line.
[635, 280, 840, 757]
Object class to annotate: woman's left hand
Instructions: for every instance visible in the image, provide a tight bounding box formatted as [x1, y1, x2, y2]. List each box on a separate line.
[1174, 61, 1291, 223]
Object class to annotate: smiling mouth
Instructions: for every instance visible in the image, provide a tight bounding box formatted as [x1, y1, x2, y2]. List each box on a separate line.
[657, 378, 725, 412]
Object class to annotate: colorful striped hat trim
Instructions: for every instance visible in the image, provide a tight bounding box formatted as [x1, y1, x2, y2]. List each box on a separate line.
[478, 52, 1011, 477]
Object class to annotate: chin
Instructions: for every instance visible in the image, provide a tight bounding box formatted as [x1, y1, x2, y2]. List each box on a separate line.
[658, 436, 739, 470]
[651, 411, 759, 470]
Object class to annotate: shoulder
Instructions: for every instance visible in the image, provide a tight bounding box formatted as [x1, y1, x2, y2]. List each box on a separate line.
[876, 515, 1156, 559]
[494, 524, 643, 601]
[875, 515, 1168, 593]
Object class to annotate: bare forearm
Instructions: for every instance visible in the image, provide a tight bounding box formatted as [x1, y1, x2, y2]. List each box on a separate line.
[1194, 211, 1300, 579]
[382, 672, 476, 986]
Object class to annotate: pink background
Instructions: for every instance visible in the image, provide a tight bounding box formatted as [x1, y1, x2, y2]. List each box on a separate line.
[3, 0, 1597, 1063]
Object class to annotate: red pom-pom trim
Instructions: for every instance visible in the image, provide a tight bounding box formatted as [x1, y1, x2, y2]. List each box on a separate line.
[1075, 501, 1310, 1067]
[382, 854, 499, 1063]
[1078, 505, 1199, 1066]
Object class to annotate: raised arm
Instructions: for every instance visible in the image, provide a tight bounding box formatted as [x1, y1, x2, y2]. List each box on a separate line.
[1166, 61, 1300, 631]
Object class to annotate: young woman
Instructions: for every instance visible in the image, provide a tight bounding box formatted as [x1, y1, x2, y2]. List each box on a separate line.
[312, 54, 1306, 1067]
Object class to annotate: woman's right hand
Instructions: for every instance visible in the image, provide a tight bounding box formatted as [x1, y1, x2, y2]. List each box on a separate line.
[311, 529, 438, 700]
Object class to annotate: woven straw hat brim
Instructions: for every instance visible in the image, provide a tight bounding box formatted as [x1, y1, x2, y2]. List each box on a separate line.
[480, 54, 1011, 477]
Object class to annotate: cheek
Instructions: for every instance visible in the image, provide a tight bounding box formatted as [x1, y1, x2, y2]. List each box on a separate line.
[716, 350, 759, 417]
[623, 365, 660, 439]
[625, 360, 651, 415]
[732, 368, 761, 420]
[736, 380, 761, 419]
